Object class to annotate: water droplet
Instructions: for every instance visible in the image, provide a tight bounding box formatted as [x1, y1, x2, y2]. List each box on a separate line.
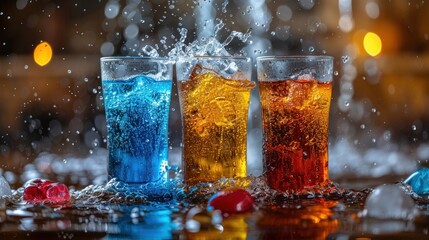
[383, 131, 392, 141]
[67, 69, 72, 74]
[334, 71, 339, 76]
[308, 46, 315, 52]
[302, 152, 308, 159]
[360, 124, 366, 129]
[412, 125, 417, 131]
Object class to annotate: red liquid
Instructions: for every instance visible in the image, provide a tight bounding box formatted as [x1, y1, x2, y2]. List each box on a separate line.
[259, 79, 332, 191]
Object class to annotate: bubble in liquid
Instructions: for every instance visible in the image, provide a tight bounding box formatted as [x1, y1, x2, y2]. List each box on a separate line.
[341, 55, 350, 63]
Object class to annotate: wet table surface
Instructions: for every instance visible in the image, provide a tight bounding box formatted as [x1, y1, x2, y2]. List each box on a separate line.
[1, 177, 429, 240]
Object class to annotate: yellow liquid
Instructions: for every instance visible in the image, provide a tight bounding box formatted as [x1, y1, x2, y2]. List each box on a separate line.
[178, 67, 255, 185]
[184, 214, 248, 239]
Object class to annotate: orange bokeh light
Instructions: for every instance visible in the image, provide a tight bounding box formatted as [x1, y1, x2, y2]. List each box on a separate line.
[33, 41, 53, 66]
[363, 32, 382, 57]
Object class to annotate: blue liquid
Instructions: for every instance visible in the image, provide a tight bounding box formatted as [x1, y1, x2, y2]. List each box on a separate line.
[103, 76, 172, 184]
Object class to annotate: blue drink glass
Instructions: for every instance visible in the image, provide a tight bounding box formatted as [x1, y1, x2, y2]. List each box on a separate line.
[100, 57, 173, 184]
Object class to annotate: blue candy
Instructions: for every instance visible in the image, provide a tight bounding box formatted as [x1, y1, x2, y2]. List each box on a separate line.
[404, 168, 429, 196]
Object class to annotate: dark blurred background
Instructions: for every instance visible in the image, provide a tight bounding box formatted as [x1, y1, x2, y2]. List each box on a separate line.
[1, 0, 429, 187]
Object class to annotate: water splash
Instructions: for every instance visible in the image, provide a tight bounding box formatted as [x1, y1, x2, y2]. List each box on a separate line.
[1, 173, 370, 209]
[166, 20, 252, 58]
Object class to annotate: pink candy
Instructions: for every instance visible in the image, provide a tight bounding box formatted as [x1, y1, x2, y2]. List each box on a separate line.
[23, 178, 71, 204]
[208, 188, 254, 216]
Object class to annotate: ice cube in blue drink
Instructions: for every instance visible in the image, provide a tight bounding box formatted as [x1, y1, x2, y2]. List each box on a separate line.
[103, 75, 172, 184]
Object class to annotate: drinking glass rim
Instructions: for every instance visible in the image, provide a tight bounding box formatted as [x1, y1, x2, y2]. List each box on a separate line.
[177, 56, 251, 61]
[256, 55, 334, 61]
[100, 56, 172, 61]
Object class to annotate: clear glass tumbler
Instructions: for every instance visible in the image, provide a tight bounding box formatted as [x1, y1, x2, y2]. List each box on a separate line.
[257, 56, 334, 191]
[176, 56, 255, 185]
[100, 57, 173, 184]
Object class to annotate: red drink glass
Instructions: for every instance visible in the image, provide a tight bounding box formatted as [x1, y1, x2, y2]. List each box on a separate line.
[257, 56, 334, 191]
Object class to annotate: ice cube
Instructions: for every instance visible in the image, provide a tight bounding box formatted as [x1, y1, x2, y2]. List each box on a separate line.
[209, 97, 236, 127]
[141, 45, 160, 57]
[404, 168, 429, 197]
[361, 184, 418, 220]
[0, 176, 12, 197]
[297, 73, 314, 81]
[222, 62, 239, 75]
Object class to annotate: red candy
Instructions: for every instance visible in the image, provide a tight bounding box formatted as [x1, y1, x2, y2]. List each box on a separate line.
[207, 188, 254, 216]
[23, 178, 70, 204]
